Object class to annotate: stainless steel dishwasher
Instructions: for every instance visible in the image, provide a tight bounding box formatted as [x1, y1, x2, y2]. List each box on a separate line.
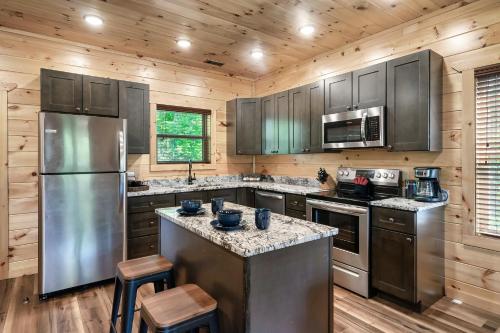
[255, 190, 285, 214]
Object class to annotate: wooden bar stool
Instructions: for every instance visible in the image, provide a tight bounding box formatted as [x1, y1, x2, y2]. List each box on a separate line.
[109, 255, 174, 333]
[138, 284, 219, 333]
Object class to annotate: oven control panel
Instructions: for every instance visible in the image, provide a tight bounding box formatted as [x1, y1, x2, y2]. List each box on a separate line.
[336, 167, 401, 186]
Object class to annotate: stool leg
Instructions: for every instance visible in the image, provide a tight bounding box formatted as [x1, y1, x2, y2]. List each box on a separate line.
[138, 318, 148, 333]
[153, 280, 165, 293]
[166, 271, 175, 289]
[208, 312, 220, 333]
[109, 277, 123, 333]
[120, 281, 137, 333]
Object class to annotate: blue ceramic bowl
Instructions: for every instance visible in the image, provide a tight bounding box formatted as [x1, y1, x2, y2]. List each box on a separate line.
[180, 200, 203, 213]
[217, 209, 243, 227]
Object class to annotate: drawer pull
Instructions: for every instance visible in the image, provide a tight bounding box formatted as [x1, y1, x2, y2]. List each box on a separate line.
[149, 202, 155, 206]
[406, 237, 412, 243]
[292, 201, 298, 205]
[149, 244, 155, 249]
[149, 220, 156, 226]
[388, 217, 394, 222]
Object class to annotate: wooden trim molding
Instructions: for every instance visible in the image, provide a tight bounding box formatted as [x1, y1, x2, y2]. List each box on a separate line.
[0, 82, 17, 278]
[461, 69, 500, 251]
[149, 103, 217, 172]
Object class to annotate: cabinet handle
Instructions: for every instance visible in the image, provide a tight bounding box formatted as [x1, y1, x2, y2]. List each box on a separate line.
[84, 107, 89, 112]
[406, 237, 412, 243]
[353, 104, 359, 109]
[75, 107, 80, 111]
[149, 244, 155, 249]
[149, 220, 156, 226]
[387, 145, 393, 152]
[346, 106, 351, 111]
[388, 217, 394, 222]
[305, 148, 310, 152]
[237, 150, 242, 154]
[302, 148, 306, 153]
[149, 202, 155, 206]
[292, 201, 298, 206]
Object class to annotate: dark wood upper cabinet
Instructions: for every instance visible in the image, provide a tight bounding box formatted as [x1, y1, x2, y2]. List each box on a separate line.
[305, 80, 325, 153]
[372, 227, 416, 303]
[387, 50, 442, 151]
[41, 69, 83, 113]
[82, 75, 119, 117]
[352, 62, 386, 110]
[262, 92, 289, 154]
[119, 81, 150, 154]
[227, 98, 262, 155]
[324, 73, 352, 114]
[288, 86, 307, 154]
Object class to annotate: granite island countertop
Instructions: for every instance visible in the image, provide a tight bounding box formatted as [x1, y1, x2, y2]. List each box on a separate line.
[370, 197, 448, 212]
[156, 202, 338, 257]
[129, 181, 325, 197]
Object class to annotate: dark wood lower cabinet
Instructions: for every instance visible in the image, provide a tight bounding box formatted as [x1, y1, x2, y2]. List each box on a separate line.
[128, 234, 159, 260]
[237, 187, 255, 207]
[206, 188, 237, 203]
[284, 193, 306, 219]
[175, 191, 207, 205]
[372, 227, 416, 303]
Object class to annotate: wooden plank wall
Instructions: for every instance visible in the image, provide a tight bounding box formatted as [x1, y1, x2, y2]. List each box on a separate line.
[253, 0, 500, 314]
[0, 28, 253, 279]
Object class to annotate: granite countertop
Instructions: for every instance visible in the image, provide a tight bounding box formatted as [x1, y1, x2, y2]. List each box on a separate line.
[370, 197, 448, 212]
[156, 203, 338, 257]
[129, 181, 325, 197]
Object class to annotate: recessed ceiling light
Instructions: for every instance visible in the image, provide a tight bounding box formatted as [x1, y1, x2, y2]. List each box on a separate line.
[299, 25, 315, 36]
[251, 49, 264, 59]
[177, 39, 191, 48]
[84, 15, 103, 26]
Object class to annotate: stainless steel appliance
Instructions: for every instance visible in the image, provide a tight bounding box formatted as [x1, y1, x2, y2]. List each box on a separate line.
[306, 167, 402, 297]
[322, 106, 385, 149]
[255, 190, 285, 214]
[414, 167, 448, 202]
[39, 112, 127, 297]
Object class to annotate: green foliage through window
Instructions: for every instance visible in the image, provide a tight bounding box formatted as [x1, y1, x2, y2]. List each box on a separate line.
[156, 108, 210, 163]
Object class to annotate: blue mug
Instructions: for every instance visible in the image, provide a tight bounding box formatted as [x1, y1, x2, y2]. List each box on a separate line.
[255, 208, 271, 230]
[211, 197, 224, 215]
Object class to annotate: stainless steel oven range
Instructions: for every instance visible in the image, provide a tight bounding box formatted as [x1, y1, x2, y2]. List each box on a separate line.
[306, 167, 401, 297]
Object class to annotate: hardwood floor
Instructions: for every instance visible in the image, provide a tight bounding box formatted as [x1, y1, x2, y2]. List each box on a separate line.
[1, 274, 499, 333]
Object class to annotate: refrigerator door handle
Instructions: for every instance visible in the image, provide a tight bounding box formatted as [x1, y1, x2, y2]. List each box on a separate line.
[39, 112, 45, 174]
[119, 119, 127, 173]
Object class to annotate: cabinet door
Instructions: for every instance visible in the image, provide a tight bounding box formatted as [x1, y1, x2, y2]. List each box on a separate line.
[83, 75, 119, 117]
[261, 94, 276, 154]
[306, 80, 325, 153]
[119, 81, 150, 154]
[236, 98, 261, 155]
[352, 62, 386, 110]
[275, 91, 289, 154]
[325, 73, 352, 114]
[175, 191, 206, 205]
[372, 227, 416, 303]
[207, 189, 237, 203]
[387, 51, 430, 151]
[289, 86, 307, 154]
[41, 69, 82, 113]
[237, 187, 255, 207]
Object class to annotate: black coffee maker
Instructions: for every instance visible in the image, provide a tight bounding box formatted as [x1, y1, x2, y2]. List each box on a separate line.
[414, 167, 448, 202]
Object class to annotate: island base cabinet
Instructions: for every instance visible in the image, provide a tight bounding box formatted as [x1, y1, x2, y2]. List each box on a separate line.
[160, 219, 333, 333]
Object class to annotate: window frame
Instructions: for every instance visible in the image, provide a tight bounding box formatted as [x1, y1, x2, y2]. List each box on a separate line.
[155, 105, 211, 164]
[462, 66, 500, 251]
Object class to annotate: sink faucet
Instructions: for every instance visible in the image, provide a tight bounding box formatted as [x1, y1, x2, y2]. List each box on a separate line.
[187, 159, 196, 185]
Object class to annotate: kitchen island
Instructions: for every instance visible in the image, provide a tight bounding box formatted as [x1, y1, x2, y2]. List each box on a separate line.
[157, 203, 338, 333]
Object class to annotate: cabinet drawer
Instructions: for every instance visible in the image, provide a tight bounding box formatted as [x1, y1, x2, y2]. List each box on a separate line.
[285, 209, 306, 220]
[207, 189, 237, 203]
[372, 207, 415, 235]
[175, 191, 207, 205]
[128, 194, 175, 213]
[127, 234, 158, 259]
[286, 194, 306, 212]
[128, 212, 158, 238]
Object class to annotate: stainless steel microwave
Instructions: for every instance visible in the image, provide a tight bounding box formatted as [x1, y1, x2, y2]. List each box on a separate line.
[322, 106, 385, 149]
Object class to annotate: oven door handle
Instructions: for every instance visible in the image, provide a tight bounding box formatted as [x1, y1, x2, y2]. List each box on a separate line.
[333, 264, 360, 278]
[306, 199, 368, 216]
[360, 111, 368, 145]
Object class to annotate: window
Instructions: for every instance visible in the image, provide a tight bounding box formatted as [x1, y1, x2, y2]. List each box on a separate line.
[475, 66, 500, 237]
[156, 106, 211, 163]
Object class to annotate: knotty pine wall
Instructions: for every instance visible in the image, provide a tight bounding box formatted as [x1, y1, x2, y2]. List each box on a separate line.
[0, 28, 253, 279]
[254, 0, 500, 313]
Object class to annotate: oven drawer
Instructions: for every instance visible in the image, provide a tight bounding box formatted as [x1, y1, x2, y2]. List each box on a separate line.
[333, 260, 369, 298]
[286, 194, 306, 212]
[372, 207, 415, 235]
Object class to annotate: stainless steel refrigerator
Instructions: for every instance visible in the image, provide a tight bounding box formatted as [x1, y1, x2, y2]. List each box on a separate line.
[39, 112, 127, 296]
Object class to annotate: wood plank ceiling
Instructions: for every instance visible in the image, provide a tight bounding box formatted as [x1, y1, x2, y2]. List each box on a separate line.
[0, 0, 477, 78]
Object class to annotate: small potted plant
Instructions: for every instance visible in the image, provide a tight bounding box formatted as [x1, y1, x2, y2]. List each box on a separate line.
[317, 168, 335, 190]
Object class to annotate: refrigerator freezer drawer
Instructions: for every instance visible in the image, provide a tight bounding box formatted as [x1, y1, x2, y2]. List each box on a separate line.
[39, 173, 126, 295]
[39, 112, 126, 174]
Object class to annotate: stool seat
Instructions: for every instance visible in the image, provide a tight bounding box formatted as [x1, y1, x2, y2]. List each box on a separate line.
[117, 255, 173, 281]
[141, 284, 217, 329]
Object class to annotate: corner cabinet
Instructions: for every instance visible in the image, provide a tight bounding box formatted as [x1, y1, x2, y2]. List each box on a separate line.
[119, 81, 150, 154]
[227, 98, 262, 155]
[262, 92, 289, 154]
[387, 50, 442, 151]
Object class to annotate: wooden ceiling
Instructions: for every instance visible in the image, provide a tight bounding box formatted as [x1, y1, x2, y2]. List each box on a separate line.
[0, 0, 476, 78]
